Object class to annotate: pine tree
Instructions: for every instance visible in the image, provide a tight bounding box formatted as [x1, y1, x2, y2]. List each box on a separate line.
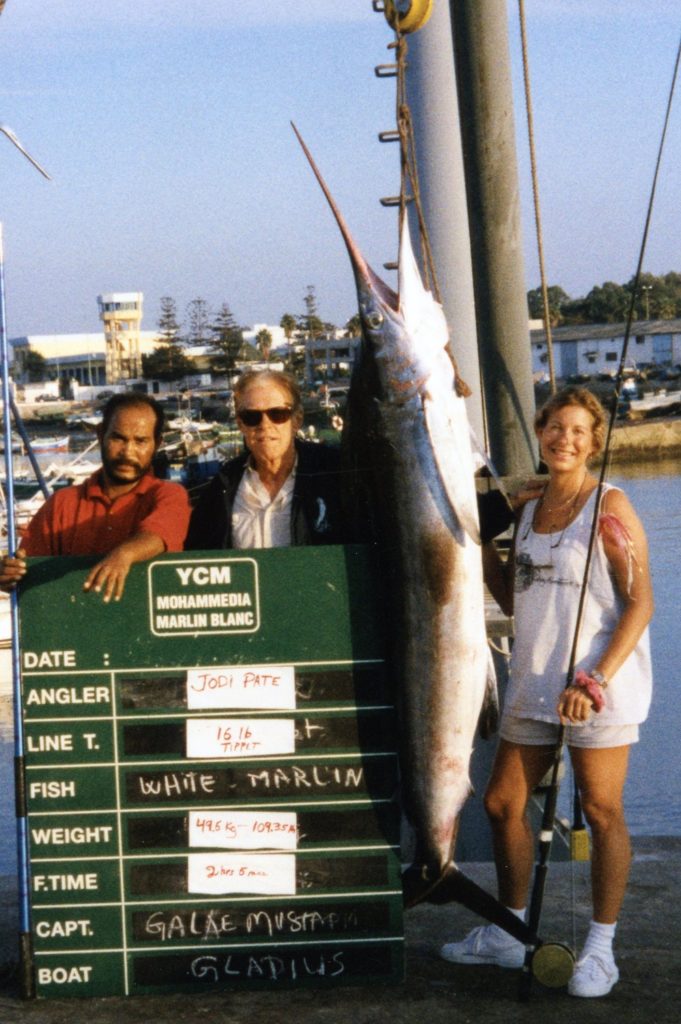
[157, 296, 182, 345]
[143, 295, 195, 381]
[186, 298, 212, 346]
[209, 303, 244, 374]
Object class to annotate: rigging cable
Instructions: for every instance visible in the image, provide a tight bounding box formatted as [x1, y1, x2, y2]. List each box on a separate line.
[517, 0, 556, 394]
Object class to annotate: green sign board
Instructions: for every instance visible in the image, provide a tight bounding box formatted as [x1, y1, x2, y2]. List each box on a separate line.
[17, 545, 404, 998]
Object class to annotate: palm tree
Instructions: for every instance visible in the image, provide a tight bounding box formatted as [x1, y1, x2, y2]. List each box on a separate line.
[344, 314, 361, 338]
[256, 328, 273, 363]
[280, 313, 297, 369]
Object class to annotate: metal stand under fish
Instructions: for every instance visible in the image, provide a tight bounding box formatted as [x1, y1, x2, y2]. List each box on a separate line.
[291, 126, 575, 979]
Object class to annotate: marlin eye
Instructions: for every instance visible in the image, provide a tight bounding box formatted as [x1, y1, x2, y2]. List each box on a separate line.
[366, 311, 384, 329]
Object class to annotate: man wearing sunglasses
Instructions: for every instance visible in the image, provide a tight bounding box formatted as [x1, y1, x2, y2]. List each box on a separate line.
[184, 368, 540, 555]
[185, 369, 344, 550]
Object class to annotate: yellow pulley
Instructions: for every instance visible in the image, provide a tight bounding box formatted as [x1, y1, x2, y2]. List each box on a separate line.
[383, 0, 433, 34]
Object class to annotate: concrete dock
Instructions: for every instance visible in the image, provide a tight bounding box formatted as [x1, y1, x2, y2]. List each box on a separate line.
[0, 836, 677, 1024]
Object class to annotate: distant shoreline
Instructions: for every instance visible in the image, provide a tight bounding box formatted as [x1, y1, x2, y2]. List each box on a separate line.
[610, 415, 681, 463]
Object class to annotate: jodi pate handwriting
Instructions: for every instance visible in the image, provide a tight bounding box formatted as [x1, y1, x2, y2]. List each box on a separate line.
[187, 665, 296, 710]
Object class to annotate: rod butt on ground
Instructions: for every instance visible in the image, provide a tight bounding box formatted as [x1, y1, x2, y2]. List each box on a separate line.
[19, 931, 34, 999]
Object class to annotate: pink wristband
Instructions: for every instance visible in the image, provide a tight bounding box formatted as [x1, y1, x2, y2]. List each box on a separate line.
[573, 670, 605, 713]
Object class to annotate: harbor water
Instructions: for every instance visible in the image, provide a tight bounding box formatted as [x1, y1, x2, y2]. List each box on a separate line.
[611, 458, 681, 836]
[0, 457, 678, 881]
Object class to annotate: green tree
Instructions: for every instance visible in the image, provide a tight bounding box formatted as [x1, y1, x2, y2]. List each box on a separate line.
[280, 313, 297, 340]
[529, 270, 681, 326]
[143, 295, 194, 381]
[299, 285, 324, 340]
[558, 296, 590, 325]
[623, 271, 681, 321]
[280, 312, 298, 369]
[661, 272, 681, 317]
[209, 303, 244, 374]
[344, 314, 362, 337]
[526, 285, 571, 325]
[256, 328, 273, 363]
[583, 281, 629, 323]
[157, 295, 182, 345]
[185, 297, 211, 346]
[23, 349, 47, 382]
[141, 346, 196, 382]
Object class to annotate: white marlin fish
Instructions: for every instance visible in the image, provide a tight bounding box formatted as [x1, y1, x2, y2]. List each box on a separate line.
[291, 126, 536, 940]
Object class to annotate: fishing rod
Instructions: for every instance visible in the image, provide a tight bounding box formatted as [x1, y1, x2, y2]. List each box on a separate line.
[9, 397, 51, 500]
[0, 225, 35, 998]
[520, 34, 681, 1000]
[0, 118, 51, 997]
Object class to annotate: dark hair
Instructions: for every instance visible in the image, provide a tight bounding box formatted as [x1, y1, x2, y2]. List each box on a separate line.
[101, 392, 165, 444]
[534, 386, 606, 457]
[233, 369, 303, 415]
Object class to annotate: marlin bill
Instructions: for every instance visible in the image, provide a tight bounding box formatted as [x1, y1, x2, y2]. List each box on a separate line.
[292, 123, 499, 908]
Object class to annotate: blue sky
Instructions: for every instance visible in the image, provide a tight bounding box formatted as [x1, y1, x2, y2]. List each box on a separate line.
[0, 0, 678, 338]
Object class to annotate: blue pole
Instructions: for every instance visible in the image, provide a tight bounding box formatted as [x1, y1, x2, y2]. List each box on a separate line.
[9, 396, 50, 500]
[0, 223, 35, 998]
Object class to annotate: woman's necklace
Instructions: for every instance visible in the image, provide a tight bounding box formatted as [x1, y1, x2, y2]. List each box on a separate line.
[521, 472, 588, 548]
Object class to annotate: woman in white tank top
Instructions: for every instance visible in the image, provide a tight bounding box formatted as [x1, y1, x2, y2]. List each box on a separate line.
[440, 387, 654, 998]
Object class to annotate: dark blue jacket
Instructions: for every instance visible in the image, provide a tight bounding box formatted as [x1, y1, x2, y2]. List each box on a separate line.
[184, 440, 344, 550]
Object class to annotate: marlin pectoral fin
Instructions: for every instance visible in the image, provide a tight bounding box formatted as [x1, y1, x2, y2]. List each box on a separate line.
[403, 862, 538, 947]
[423, 398, 480, 544]
[468, 424, 508, 497]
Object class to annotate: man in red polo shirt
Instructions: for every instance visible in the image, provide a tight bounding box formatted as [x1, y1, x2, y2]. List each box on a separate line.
[0, 393, 190, 602]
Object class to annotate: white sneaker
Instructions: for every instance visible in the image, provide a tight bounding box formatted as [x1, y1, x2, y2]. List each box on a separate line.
[440, 924, 525, 969]
[568, 952, 619, 997]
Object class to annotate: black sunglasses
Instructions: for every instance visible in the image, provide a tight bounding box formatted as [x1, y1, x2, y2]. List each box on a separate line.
[237, 406, 294, 427]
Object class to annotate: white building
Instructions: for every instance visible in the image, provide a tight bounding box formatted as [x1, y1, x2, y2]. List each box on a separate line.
[9, 319, 293, 393]
[10, 331, 162, 390]
[304, 334, 360, 383]
[530, 319, 681, 379]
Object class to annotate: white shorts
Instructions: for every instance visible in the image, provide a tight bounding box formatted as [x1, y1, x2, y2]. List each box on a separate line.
[499, 713, 639, 749]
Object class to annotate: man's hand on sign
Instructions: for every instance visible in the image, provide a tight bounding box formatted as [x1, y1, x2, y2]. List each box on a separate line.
[83, 547, 136, 603]
[82, 531, 166, 603]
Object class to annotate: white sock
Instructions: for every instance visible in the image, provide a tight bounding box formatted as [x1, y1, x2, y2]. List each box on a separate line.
[582, 920, 616, 961]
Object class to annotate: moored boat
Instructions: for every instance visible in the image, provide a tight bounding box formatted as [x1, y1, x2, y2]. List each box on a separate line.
[29, 435, 70, 453]
[626, 388, 681, 420]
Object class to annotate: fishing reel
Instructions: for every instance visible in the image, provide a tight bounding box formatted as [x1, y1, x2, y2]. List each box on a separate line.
[373, 0, 433, 34]
[530, 941, 575, 989]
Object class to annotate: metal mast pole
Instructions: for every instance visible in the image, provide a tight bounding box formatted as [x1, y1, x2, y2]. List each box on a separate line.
[449, 0, 537, 475]
[401, 0, 484, 440]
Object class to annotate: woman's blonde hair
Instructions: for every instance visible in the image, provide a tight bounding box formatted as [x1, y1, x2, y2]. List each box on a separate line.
[534, 386, 607, 457]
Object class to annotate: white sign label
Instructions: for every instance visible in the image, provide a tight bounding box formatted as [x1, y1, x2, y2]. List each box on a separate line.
[148, 557, 260, 636]
[185, 718, 295, 759]
[186, 665, 296, 710]
[188, 810, 298, 850]
[187, 853, 297, 895]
